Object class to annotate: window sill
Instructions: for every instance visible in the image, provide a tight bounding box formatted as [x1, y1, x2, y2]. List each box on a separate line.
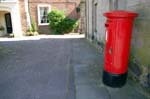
[38, 23, 49, 26]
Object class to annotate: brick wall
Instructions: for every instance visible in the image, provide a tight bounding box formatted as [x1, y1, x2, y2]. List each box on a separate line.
[30, 0, 80, 34]
[18, 0, 28, 35]
[19, 0, 80, 34]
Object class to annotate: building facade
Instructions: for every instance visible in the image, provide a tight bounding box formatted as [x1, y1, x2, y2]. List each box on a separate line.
[0, 0, 80, 37]
[83, 0, 150, 90]
[0, 0, 22, 37]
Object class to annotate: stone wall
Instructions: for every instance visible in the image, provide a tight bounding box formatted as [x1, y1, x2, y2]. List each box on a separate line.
[116, 0, 150, 90]
[85, 0, 109, 49]
[85, 0, 125, 43]
[81, 0, 150, 98]
[125, 0, 150, 89]
[79, 0, 86, 34]
[96, 0, 109, 43]
[83, 0, 150, 93]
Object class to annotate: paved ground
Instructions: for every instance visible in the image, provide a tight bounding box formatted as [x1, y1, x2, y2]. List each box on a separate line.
[0, 36, 75, 99]
[71, 38, 148, 99]
[0, 35, 148, 99]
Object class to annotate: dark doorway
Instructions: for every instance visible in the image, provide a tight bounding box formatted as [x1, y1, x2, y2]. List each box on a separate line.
[5, 13, 13, 34]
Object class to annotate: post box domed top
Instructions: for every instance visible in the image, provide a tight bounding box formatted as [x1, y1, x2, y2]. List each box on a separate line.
[104, 10, 138, 18]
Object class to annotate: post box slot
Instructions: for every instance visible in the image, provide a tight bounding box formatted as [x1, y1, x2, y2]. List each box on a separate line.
[109, 48, 113, 54]
[105, 23, 109, 27]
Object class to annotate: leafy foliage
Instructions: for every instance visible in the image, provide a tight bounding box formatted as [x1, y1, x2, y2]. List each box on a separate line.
[48, 10, 79, 34]
[48, 10, 65, 34]
[29, 21, 37, 32]
[61, 18, 79, 33]
[0, 26, 4, 31]
[26, 21, 38, 36]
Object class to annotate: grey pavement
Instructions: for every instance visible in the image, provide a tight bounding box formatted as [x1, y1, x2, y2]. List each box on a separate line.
[71, 37, 148, 99]
[0, 35, 148, 99]
[0, 37, 74, 99]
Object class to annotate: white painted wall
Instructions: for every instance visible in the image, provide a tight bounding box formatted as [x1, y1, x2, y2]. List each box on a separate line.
[0, 1, 23, 37]
[10, 3, 23, 37]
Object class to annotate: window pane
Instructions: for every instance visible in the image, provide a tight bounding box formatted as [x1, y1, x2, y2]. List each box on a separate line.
[39, 6, 49, 24]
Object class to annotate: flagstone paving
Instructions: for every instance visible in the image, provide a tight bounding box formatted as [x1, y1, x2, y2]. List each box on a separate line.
[0, 35, 148, 99]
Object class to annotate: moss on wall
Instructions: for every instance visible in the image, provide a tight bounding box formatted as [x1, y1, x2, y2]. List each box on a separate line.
[131, 2, 150, 67]
[128, 2, 150, 90]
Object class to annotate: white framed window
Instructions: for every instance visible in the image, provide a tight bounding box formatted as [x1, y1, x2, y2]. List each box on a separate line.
[37, 4, 51, 25]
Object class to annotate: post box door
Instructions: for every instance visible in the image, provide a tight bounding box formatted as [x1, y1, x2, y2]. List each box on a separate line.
[105, 18, 134, 74]
[104, 19, 114, 72]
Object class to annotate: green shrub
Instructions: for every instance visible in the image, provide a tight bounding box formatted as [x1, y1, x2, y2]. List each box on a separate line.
[48, 10, 79, 34]
[48, 10, 65, 34]
[61, 18, 79, 33]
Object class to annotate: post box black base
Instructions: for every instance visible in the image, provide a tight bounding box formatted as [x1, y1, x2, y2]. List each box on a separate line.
[103, 71, 127, 88]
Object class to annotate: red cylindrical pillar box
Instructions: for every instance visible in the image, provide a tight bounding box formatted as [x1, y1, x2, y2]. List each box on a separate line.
[103, 10, 138, 88]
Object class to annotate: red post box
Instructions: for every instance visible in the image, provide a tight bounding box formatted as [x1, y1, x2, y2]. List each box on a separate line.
[103, 10, 138, 87]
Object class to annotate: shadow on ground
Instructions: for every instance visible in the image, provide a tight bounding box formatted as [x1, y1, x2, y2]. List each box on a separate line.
[0, 35, 148, 99]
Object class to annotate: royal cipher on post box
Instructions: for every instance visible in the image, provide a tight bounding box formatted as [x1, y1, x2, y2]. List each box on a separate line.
[103, 10, 138, 88]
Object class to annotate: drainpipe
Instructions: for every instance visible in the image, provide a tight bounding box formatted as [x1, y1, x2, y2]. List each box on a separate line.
[24, 0, 31, 29]
[109, 0, 118, 10]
